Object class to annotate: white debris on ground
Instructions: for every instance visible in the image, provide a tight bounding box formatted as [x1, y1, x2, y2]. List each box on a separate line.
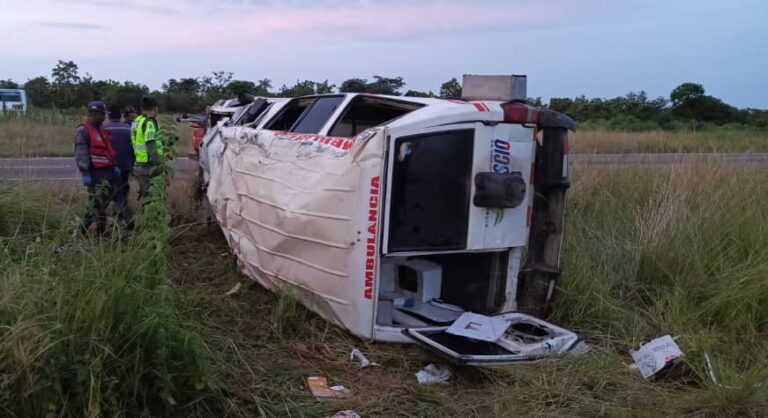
[350, 347, 379, 368]
[415, 364, 452, 384]
[630, 335, 684, 379]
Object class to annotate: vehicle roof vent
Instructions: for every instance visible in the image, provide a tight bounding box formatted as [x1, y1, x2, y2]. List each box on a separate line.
[461, 74, 527, 102]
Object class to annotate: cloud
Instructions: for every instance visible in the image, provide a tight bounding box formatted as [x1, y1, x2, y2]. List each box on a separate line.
[129, 2, 555, 49]
[37, 21, 104, 30]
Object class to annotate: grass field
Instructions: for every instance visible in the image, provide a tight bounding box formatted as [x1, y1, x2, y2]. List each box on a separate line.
[571, 129, 768, 154]
[2, 110, 768, 156]
[2, 161, 767, 416]
[0, 111, 194, 157]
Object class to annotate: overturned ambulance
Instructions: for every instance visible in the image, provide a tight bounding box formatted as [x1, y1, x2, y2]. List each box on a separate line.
[202, 75, 578, 363]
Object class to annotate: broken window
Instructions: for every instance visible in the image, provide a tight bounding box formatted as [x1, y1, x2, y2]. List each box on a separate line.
[265, 98, 314, 131]
[329, 96, 424, 137]
[292, 96, 345, 134]
[265, 96, 345, 134]
[388, 130, 474, 252]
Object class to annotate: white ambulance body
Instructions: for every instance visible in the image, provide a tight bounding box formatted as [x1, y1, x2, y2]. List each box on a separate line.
[202, 76, 577, 364]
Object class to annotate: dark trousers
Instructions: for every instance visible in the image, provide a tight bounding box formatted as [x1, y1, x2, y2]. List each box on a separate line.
[82, 167, 116, 234]
[113, 171, 133, 226]
[133, 164, 156, 202]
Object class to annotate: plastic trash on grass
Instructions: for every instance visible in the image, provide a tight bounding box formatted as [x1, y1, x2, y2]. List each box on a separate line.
[415, 364, 452, 384]
[307, 376, 351, 398]
[630, 335, 684, 379]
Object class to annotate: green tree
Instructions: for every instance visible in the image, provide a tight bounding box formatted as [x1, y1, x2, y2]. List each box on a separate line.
[51, 60, 81, 108]
[368, 76, 405, 95]
[404, 90, 435, 97]
[0, 79, 19, 89]
[279, 80, 318, 97]
[670, 82, 705, 107]
[23, 77, 52, 107]
[279, 80, 337, 97]
[439, 77, 462, 98]
[339, 78, 369, 93]
[339, 76, 404, 95]
[314, 80, 335, 94]
[670, 83, 741, 125]
[225, 80, 257, 97]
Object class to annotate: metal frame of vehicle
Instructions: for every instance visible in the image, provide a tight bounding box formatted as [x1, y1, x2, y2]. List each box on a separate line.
[202, 83, 575, 362]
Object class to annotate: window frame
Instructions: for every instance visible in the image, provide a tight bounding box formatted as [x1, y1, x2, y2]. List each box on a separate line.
[328, 95, 425, 138]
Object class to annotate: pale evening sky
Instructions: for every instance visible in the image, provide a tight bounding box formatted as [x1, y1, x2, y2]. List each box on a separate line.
[1, 0, 766, 107]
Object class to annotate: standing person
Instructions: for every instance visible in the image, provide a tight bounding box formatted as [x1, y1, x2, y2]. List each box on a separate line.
[131, 97, 163, 202]
[74, 101, 119, 234]
[123, 106, 138, 125]
[106, 104, 134, 228]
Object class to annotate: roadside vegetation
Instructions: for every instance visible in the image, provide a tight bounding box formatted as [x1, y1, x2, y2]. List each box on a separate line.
[2, 107, 767, 157]
[3, 59, 767, 127]
[0, 110, 193, 157]
[2, 162, 766, 416]
[571, 129, 768, 154]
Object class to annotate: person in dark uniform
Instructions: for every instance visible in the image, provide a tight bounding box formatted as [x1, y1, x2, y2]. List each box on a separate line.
[74, 101, 120, 234]
[106, 104, 135, 228]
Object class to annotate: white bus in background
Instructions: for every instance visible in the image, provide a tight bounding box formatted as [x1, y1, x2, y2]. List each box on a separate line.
[0, 89, 27, 113]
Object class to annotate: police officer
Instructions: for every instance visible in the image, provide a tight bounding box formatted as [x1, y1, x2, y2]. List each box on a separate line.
[74, 101, 120, 234]
[131, 97, 163, 201]
[106, 103, 134, 228]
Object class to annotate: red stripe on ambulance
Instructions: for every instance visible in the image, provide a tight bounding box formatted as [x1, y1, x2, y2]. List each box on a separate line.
[472, 102, 486, 112]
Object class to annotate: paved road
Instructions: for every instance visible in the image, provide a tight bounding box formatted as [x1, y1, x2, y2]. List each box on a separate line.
[0, 157, 198, 182]
[2, 153, 768, 182]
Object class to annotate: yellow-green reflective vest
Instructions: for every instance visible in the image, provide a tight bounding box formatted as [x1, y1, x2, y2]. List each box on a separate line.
[130, 115, 163, 164]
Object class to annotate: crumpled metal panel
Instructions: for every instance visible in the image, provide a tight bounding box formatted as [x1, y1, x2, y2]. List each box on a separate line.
[207, 127, 386, 339]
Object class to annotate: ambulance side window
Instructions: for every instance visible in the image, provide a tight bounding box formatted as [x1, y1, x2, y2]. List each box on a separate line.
[292, 96, 345, 134]
[329, 96, 423, 137]
[265, 98, 314, 131]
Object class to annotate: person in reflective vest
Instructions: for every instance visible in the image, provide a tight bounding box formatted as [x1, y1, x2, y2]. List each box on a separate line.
[131, 96, 163, 201]
[74, 101, 120, 234]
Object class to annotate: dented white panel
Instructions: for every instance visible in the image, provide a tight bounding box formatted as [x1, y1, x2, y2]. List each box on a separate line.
[206, 127, 387, 339]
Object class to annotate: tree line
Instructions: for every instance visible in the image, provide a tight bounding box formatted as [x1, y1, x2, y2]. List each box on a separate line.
[1, 60, 766, 130]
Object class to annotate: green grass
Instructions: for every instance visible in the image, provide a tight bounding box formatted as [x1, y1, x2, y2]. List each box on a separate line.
[0, 173, 216, 415]
[2, 163, 767, 416]
[0, 109, 194, 157]
[572, 129, 768, 153]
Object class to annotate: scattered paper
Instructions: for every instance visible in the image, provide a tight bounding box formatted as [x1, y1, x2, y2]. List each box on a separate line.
[307, 376, 351, 398]
[446, 312, 510, 342]
[630, 335, 684, 379]
[415, 364, 452, 384]
[224, 282, 242, 296]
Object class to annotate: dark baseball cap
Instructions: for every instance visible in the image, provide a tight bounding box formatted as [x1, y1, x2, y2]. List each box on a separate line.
[87, 101, 107, 114]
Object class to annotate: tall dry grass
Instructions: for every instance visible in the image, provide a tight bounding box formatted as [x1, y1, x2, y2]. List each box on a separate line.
[0, 110, 195, 157]
[2, 158, 767, 415]
[0, 153, 217, 416]
[572, 129, 768, 154]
